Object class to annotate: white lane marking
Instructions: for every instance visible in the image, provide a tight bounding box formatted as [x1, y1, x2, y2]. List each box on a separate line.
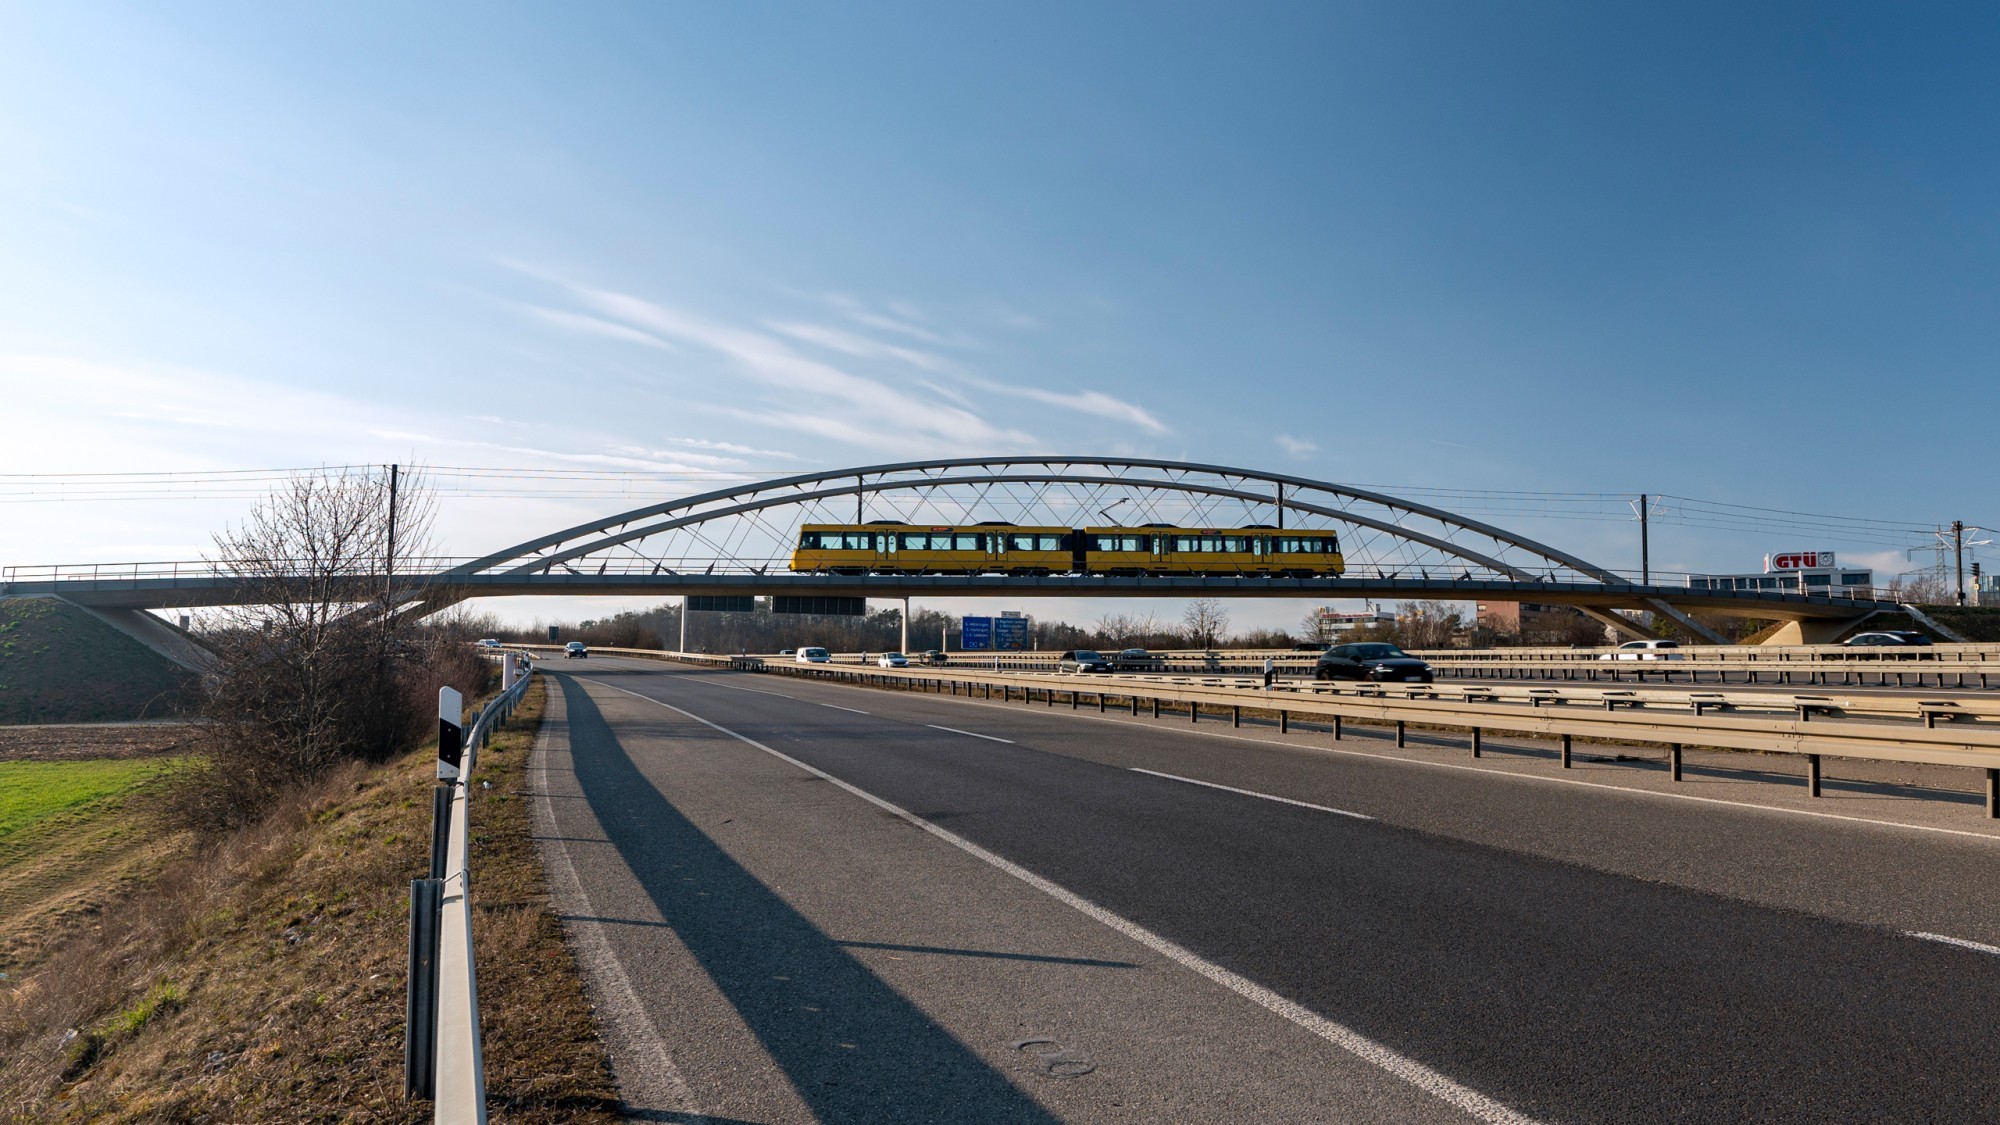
[926, 724, 1015, 744]
[708, 681, 796, 698]
[1907, 931, 2000, 956]
[907, 691, 2000, 845]
[1131, 768, 1373, 820]
[527, 686, 705, 1119]
[582, 677, 1538, 1125]
[818, 702, 871, 714]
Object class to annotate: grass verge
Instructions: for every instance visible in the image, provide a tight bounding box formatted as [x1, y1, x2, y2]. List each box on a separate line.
[0, 676, 623, 1122]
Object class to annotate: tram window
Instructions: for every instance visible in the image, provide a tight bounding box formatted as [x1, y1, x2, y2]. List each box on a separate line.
[1009, 534, 1063, 552]
[1091, 534, 1146, 552]
[799, 531, 827, 549]
[842, 532, 877, 550]
[954, 534, 983, 551]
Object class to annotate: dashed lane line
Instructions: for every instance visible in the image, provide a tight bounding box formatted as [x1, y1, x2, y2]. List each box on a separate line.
[579, 675, 1540, 1125]
[1907, 931, 2000, 957]
[1131, 768, 1373, 820]
[925, 724, 1015, 744]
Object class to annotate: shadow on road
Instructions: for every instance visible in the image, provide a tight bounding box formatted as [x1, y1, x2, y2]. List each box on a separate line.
[555, 676, 1062, 1125]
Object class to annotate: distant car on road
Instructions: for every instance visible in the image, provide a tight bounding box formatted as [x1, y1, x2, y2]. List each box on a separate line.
[1058, 649, 1113, 673]
[564, 641, 589, 659]
[778, 648, 796, 656]
[1843, 631, 1933, 648]
[1113, 647, 1157, 671]
[920, 649, 949, 666]
[796, 647, 830, 663]
[1599, 640, 1683, 661]
[476, 638, 502, 649]
[1315, 643, 1433, 683]
[877, 652, 909, 668]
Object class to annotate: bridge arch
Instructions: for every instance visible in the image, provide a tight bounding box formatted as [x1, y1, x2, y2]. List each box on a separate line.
[449, 456, 1626, 586]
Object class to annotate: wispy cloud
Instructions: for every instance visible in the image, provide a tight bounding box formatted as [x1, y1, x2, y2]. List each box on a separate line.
[667, 437, 801, 460]
[770, 317, 1171, 434]
[554, 284, 1037, 453]
[523, 305, 678, 351]
[1276, 434, 1318, 457]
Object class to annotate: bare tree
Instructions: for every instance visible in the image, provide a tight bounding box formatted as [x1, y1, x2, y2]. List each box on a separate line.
[190, 468, 481, 825]
[1396, 600, 1465, 650]
[1182, 597, 1230, 649]
[1299, 607, 1339, 647]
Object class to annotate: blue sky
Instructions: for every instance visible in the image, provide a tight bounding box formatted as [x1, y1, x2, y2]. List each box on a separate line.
[3, 2, 1995, 629]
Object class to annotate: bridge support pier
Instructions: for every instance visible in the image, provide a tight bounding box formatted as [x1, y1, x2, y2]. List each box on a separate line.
[1762, 615, 1878, 646]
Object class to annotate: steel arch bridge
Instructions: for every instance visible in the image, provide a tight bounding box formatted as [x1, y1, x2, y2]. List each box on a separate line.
[3, 457, 1904, 644]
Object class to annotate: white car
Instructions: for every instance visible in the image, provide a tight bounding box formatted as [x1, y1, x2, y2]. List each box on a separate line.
[1598, 639, 1684, 661]
[877, 652, 909, 668]
[795, 647, 831, 663]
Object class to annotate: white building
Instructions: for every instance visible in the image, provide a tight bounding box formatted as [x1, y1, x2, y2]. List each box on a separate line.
[1685, 550, 1873, 598]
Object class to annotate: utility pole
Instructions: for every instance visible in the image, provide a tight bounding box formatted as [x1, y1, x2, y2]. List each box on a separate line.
[385, 463, 400, 600]
[1639, 493, 1649, 586]
[1955, 520, 1966, 606]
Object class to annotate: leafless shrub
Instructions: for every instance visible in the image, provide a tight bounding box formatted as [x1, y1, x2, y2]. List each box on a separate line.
[185, 469, 483, 828]
[1397, 600, 1465, 649]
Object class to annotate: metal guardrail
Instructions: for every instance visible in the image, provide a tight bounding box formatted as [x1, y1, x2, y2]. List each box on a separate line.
[744, 661, 2000, 817]
[406, 654, 535, 1121]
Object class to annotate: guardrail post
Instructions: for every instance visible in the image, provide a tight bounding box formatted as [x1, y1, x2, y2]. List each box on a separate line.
[1560, 734, 1572, 768]
[1279, 710, 1289, 733]
[1807, 754, 1822, 797]
[405, 876, 444, 1099]
[1669, 744, 1683, 781]
[1987, 769, 1998, 819]
[1190, 701, 1199, 724]
[1097, 693, 1106, 713]
[1395, 720, 1406, 748]
[1151, 698, 1160, 719]
[1231, 705, 1241, 728]
[1471, 727, 1482, 758]
[1332, 714, 1342, 740]
[428, 785, 452, 881]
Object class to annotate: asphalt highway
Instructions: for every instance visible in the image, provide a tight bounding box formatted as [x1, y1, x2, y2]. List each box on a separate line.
[529, 656, 2000, 1123]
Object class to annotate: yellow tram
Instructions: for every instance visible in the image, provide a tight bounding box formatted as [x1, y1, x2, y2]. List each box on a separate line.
[791, 523, 1344, 577]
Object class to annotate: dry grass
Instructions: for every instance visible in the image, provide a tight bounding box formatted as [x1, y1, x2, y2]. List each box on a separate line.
[0, 677, 622, 1122]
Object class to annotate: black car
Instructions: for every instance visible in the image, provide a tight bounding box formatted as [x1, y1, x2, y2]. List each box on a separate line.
[1058, 649, 1113, 673]
[1113, 647, 1158, 671]
[1315, 642, 1433, 683]
[921, 649, 949, 666]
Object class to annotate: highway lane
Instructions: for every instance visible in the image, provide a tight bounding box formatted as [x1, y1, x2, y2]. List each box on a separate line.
[535, 657, 2000, 1122]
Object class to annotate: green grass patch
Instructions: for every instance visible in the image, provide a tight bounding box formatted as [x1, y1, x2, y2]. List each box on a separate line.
[0, 759, 186, 841]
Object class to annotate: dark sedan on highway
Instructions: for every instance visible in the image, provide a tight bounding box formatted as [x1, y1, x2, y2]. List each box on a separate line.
[1315, 642, 1434, 683]
[1058, 649, 1114, 673]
